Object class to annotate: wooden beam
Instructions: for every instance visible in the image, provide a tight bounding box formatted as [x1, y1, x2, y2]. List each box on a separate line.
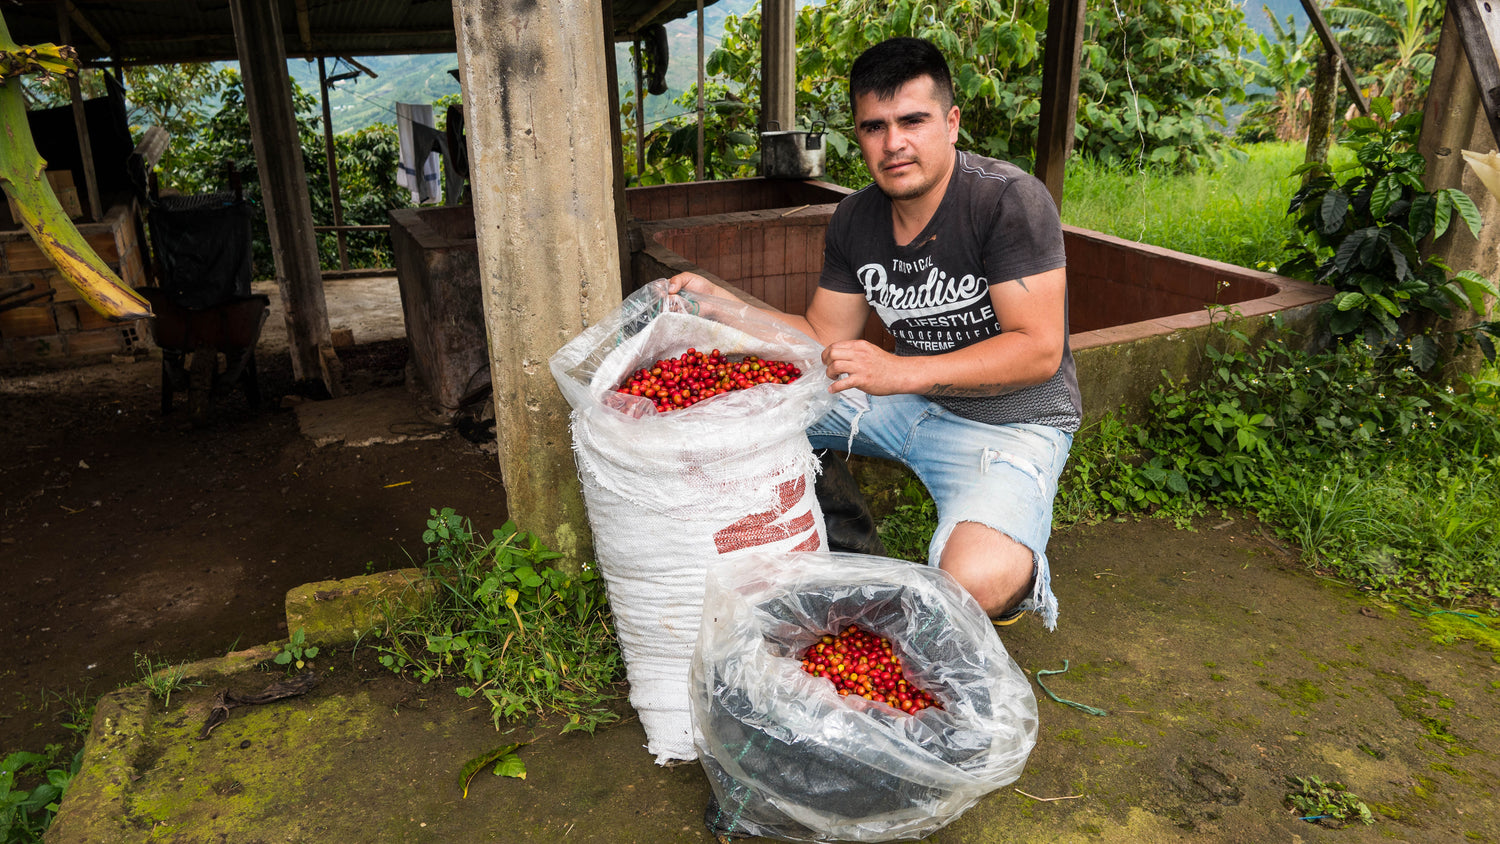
[56, 0, 101, 222]
[317, 57, 348, 272]
[627, 0, 676, 35]
[293, 0, 313, 52]
[63, 0, 111, 55]
[228, 0, 340, 394]
[1034, 0, 1085, 210]
[340, 55, 378, 78]
[1447, 0, 1500, 149]
[1299, 0, 1369, 115]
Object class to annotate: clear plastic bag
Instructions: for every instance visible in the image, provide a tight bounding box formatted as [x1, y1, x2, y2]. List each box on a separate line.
[549, 281, 838, 763]
[691, 551, 1038, 842]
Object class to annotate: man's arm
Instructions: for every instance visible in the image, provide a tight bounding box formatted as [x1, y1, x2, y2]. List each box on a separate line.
[666, 272, 871, 348]
[821, 266, 1067, 396]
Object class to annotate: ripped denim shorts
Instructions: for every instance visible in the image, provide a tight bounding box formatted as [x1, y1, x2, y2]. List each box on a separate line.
[808, 391, 1074, 630]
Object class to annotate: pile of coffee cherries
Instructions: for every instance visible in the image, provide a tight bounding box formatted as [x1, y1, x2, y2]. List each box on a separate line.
[798, 624, 943, 714]
[616, 347, 802, 413]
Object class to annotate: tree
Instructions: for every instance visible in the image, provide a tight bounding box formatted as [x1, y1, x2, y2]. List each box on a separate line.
[1239, 5, 1317, 142]
[168, 70, 411, 275]
[660, 0, 1254, 187]
[1325, 0, 1441, 115]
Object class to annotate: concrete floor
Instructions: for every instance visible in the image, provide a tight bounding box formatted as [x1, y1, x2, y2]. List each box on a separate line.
[252, 275, 408, 355]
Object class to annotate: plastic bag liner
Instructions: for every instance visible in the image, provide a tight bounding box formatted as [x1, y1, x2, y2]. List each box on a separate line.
[691, 551, 1037, 842]
[550, 280, 837, 764]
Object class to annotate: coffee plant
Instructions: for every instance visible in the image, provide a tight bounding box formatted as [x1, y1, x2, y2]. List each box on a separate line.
[1282, 97, 1499, 370]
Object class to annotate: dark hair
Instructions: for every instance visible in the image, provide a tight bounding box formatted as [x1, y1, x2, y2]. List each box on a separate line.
[848, 37, 955, 113]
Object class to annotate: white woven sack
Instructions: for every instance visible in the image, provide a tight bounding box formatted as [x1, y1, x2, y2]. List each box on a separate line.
[551, 281, 837, 764]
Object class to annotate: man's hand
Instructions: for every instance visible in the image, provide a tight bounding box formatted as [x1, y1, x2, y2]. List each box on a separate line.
[822, 339, 913, 395]
[665, 272, 731, 300]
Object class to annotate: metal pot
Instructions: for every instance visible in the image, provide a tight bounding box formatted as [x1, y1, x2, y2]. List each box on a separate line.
[760, 121, 826, 180]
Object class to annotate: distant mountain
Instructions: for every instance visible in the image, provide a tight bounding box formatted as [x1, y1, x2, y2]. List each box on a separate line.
[286, 55, 462, 134]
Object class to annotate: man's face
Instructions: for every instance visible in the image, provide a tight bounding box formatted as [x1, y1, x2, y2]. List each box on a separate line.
[852, 75, 960, 202]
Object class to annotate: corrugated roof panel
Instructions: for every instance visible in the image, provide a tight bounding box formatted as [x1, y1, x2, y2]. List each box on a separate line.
[5, 0, 721, 65]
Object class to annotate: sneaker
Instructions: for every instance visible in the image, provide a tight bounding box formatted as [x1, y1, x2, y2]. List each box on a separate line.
[991, 605, 1029, 628]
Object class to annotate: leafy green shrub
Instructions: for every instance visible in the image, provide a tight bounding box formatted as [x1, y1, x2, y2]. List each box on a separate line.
[876, 478, 938, 563]
[1059, 319, 1500, 603]
[1, 747, 80, 844]
[1282, 98, 1498, 369]
[370, 508, 621, 734]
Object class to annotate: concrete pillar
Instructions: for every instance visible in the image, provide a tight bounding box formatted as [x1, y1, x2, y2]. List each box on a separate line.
[760, 0, 795, 133]
[228, 0, 339, 392]
[453, 0, 623, 566]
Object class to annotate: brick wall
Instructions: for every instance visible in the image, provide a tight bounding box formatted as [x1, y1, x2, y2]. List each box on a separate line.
[0, 202, 150, 367]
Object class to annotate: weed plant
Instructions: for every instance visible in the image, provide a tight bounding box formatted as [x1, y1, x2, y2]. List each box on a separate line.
[0, 694, 90, 844]
[1, 747, 80, 844]
[369, 508, 621, 734]
[1284, 774, 1374, 827]
[133, 653, 203, 709]
[1058, 320, 1500, 606]
[877, 478, 939, 563]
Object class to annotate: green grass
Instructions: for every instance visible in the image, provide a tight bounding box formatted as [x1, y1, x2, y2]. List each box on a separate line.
[1060, 141, 1314, 270]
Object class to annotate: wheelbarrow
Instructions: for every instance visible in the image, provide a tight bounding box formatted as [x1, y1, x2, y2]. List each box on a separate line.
[139, 287, 270, 424]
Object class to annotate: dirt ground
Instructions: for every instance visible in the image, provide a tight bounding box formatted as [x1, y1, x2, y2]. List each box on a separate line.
[0, 281, 506, 759]
[5, 285, 1500, 842]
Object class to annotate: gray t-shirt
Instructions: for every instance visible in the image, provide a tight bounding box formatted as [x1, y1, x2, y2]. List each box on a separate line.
[819, 150, 1082, 432]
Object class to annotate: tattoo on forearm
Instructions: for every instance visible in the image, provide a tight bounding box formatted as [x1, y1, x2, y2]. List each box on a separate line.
[927, 382, 1016, 397]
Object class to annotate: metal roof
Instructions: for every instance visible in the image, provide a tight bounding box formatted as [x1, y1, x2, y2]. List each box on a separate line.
[5, 0, 715, 65]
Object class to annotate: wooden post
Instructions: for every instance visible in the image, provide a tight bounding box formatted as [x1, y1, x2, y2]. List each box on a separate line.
[1447, 0, 1500, 151]
[696, 0, 705, 181]
[55, 0, 100, 222]
[1034, 0, 1086, 209]
[1304, 50, 1341, 172]
[760, 0, 795, 134]
[228, 0, 340, 394]
[453, 0, 623, 565]
[1419, 5, 1500, 272]
[317, 57, 349, 272]
[1299, 0, 1369, 116]
[634, 37, 646, 177]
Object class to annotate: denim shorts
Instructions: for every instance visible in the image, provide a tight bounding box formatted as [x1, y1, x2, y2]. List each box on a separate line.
[808, 391, 1073, 630]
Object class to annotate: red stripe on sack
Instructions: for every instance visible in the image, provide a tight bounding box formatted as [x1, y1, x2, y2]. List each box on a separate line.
[713, 476, 817, 554]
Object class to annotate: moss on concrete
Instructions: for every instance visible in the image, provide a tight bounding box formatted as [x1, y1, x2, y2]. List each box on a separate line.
[284, 567, 435, 647]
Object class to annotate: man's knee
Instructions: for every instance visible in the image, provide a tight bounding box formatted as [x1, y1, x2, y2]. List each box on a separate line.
[938, 521, 1034, 616]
